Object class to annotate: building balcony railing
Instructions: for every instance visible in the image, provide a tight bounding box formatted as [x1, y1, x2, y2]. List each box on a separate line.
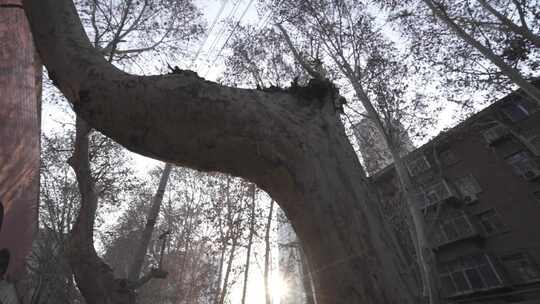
[440, 253, 505, 297]
[416, 180, 460, 210]
[483, 124, 510, 146]
[431, 212, 480, 248]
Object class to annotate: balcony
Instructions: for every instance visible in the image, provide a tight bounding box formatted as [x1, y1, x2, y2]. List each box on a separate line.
[440, 253, 505, 297]
[416, 180, 460, 210]
[483, 125, 510, 145]
[432, 212, 480, 248]
[506, 151, 540, 181]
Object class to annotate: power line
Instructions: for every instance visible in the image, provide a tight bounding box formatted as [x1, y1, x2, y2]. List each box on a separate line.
[255, 0, 284, 31]
[189, 0, 229, 68]
[204, 0, 257, 78]
[204, 0, 243, 68]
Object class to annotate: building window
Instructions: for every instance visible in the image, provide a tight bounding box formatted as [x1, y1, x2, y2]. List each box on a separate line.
[500, 253, 540, 284]
[505, 151, 540, 180]
[482, 124, 510, 145]
[476, 209, 506, 236]
[433, 212, 476, 246]
[440, 149, 459, 166]
[454, 174, 482, 203]
[440, 253, 503, 296]
[501, 102, 530, 122]
[419, 180, 456, 208]
[407, 155, 430, 176]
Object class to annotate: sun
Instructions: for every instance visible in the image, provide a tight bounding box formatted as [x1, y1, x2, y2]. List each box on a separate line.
[250, 272, 289, 303]
[269, 273, 289, 301]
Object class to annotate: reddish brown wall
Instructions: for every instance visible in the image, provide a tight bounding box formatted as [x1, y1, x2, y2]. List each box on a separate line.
[0, 0, 40, 281]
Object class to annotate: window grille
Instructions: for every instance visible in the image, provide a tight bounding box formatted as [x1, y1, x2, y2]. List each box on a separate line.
[454, 174, 482, 203]
[433, 212, 476, 246]
[476, 209, 506, 236]
[421, 180, 456, 208]
[482, 125, 510, 145]
[439, 253, 503, 296]
[501, 102, 530, 122]
[407, 155, 430, 176]
[500, 252, 540, 284]
[506, 151, 540, 180]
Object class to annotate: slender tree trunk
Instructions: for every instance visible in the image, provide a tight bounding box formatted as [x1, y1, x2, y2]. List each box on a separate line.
[218, 237, 237, 304]
[0, 0, 41, 282]
[264, 200, 274, 304]
[298, 247, 316, 304]
[276, 23, 321, 79]
[241, 184, 256, 304]
[128, 163, 173, 282]
[344, 70, 440, 303]
[390, 150, 440, 304]
[25, 1, 419, 302]
[179, 201, 196, 291]
[423, 0, 540, 105]
[214, 245, 226, 304]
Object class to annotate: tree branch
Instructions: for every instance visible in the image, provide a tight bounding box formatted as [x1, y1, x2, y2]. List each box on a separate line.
[23, 0, 331, 193]
[423, 0, 540, 105]
[275, 23, 322, 80]
[477, 0, 540, 48]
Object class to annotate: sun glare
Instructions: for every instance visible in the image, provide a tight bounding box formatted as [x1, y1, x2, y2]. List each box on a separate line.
[251, 272, 288, 303]
[270, 273, 288, 301]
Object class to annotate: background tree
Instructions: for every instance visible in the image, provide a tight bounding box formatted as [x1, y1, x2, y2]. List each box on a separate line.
[384, 0, 540, 107]
[103, 167, 221, 303]
[127, 162, 173, 283]
[75, 0, 205, 66]
[26, 123, 141, 303]
[24, 0, 206, 301]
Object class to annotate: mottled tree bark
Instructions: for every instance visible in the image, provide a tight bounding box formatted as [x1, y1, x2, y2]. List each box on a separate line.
[23, 0, 415, 302]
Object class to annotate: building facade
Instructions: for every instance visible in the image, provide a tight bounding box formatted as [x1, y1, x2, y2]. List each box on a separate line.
[372, 87, 540, 303]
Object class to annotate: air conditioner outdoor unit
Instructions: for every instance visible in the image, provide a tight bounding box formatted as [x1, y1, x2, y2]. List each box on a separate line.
[483, 125, 509, 145]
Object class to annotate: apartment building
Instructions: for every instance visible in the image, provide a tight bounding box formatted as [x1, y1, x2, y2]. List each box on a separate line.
[370, 87, 540, 304]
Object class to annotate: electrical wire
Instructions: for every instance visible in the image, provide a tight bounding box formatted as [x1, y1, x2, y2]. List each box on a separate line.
[204, 0, 256, 77]
[204, 0, 243, 67]
[189, 0, 230, 68]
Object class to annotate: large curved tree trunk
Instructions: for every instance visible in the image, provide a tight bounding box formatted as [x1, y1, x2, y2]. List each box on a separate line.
[22, 0, 414, 302]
